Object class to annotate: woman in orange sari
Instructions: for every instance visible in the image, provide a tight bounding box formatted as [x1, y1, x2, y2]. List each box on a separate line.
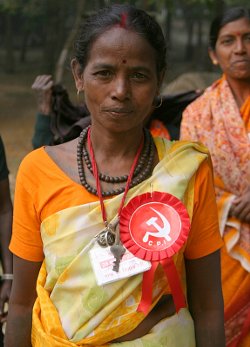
[5, 4, 225, 347]
[180, 7, 250, 347]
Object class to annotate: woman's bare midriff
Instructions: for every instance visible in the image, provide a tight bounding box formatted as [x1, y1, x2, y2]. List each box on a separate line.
[112, 294, 176, 342]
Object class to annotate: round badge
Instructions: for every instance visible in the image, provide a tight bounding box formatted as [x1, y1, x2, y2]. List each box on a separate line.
[120, 191, 190, 261]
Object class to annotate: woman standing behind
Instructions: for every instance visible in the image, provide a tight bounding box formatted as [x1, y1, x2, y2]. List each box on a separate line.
[0, 136, 13, 346]
[6, 4, 225, 347]
[180, 7, 250, 347]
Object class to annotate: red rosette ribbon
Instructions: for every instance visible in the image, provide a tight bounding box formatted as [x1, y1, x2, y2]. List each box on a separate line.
[120, 191, 190, 315]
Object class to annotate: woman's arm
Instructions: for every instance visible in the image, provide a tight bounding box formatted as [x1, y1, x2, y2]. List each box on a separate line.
[185, 250, 225, 347]
[31, 75, 54, 149]
[31, 75, 53, 116]
[4, 255, 42, 347]
[0, 178, 13, 317]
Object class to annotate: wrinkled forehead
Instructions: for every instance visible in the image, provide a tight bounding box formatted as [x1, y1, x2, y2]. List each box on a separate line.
[88, 27, 157, 64]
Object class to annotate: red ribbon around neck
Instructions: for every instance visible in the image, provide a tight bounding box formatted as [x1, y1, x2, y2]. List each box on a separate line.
[87, 127, 144, 222]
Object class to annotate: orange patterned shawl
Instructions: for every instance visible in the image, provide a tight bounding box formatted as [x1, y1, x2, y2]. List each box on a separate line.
[180, 77, 250, 347]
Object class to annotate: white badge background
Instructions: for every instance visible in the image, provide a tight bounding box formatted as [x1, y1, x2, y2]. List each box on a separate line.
[89, 243, 151, 286]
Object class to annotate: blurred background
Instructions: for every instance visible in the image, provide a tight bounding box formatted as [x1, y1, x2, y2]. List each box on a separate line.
[0, 0, 249, 193]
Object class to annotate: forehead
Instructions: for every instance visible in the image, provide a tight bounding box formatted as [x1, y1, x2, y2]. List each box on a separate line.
[218, 17, 250, 37]
[87, 27, 157, 68]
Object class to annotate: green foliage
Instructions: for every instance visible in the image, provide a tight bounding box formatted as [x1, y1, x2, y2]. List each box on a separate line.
[20, 0, 45, 17]
[0, 0, 21, 13]
[176, 0, 249, 6]
[0, 0, 44, 16]
[224, 0, 249, 7]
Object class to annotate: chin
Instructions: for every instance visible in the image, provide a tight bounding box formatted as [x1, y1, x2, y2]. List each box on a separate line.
[228, 71, 250, 81]
[236, 74, 250, 81]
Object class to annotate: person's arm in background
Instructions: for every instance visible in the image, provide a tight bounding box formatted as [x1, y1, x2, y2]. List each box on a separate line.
[0, 177, 13, 321]
[4, 256, 42, 347]
[4, 150, 44, 346]
[31, 75, 54, 149]
[0, 136, 13, 322]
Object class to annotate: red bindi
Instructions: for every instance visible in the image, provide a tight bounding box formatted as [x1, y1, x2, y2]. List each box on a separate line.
[119, 13, 128, 29]
[122, 59, 127, 64]
[235, 32, 241, 36]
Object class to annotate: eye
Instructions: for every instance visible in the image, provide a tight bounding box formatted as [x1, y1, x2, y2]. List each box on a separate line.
[130, 72, 148, 81]
[93, 70, 113, 79]
[220, 37, 234, 45]
[244, 33, 250, 42]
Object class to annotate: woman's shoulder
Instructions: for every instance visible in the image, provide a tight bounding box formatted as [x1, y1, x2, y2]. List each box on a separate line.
[20, 139, 76, 173]
[154, 138, 210, 163]
[184, 78, 222, 112]
[19, 147, 50, 173]
[185, 88, 211, 109]
[14, 147, 55, 199]
[17, 146, 62, 185]
[169, 139, 210, 156]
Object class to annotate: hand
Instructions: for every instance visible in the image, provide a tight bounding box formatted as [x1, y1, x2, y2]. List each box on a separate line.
[229, 186, 250, 224]
[0, 280, 12, 323]
[31, 75, 54, 115]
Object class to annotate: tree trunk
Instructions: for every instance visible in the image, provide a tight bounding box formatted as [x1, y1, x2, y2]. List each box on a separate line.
[42, 0, 68, 74]
[195, 18, 203, 69]
[19, 29, 30, 63]
[54, 0, 86, 84]
[215, 0, 225, 15]
[42, 1, 59, 74]
[165, 10, 172, 47]
[4, 13, 15, 73]
[185, 20, 194, 60]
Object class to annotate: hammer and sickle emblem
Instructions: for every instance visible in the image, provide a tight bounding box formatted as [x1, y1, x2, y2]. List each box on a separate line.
[143, 207, 171, 243]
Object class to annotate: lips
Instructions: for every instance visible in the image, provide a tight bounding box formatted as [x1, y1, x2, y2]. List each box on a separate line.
[102, 107, 133, 116]
[232, 59, 250, 65]
[104, 107, 132, 112]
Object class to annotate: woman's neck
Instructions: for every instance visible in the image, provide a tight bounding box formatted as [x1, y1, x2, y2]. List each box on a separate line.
[88, 125, 145, 177]
[90, 126, 144, 157]
[226, 76, 250, 108]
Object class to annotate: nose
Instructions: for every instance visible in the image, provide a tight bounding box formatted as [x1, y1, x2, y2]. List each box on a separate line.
[110, 76, 130, 101]
[234, 37, 246, 54]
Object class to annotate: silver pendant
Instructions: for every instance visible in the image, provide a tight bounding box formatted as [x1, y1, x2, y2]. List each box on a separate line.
[97, 222, 117, 247]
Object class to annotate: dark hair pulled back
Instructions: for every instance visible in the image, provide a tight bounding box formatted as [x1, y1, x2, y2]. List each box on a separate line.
[209, 6, 250, 50]
[73, 4, 167, 78]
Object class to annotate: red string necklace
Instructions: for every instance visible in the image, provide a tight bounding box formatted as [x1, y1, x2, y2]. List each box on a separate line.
[87, 127, 144, 224]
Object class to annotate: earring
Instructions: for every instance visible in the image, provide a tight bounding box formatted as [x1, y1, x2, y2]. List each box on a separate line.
[212, 60, 218, 65]
[154, 96, 163, 109]
[76, 88, 82, 105]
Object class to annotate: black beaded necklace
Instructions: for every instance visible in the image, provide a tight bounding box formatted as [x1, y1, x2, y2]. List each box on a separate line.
[77, 126, 155, 197]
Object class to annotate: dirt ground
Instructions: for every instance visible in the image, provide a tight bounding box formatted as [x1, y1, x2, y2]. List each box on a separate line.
[0, 70, 76, 196]
[1, 72, 36, 196]
[0, 69, 219, 197]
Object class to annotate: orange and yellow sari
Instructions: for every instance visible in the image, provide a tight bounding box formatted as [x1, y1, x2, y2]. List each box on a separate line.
[31, 139, 211, 346]
[180, 77, 250, 347]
